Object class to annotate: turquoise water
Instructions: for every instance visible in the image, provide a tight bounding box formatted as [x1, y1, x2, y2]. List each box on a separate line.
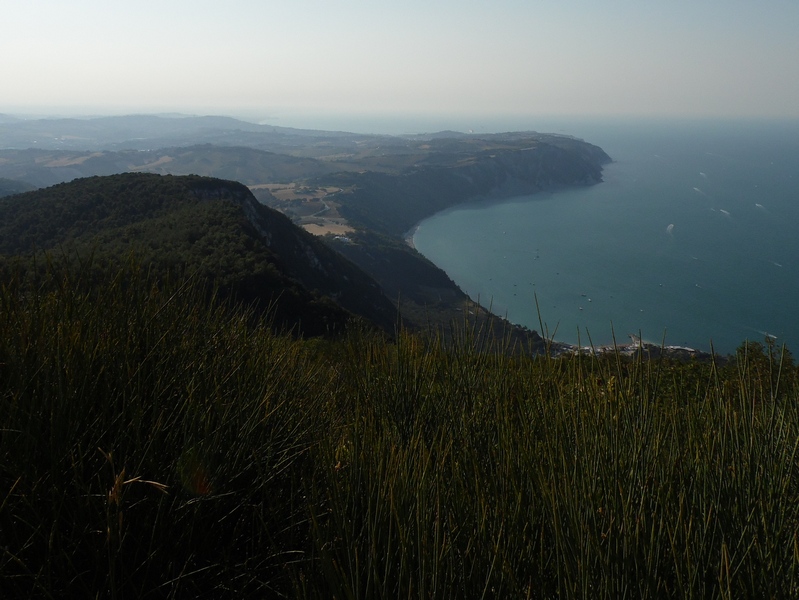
[413, 119, 799, 354]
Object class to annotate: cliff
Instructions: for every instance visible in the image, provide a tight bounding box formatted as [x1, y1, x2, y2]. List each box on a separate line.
[320, 136, 610, 237]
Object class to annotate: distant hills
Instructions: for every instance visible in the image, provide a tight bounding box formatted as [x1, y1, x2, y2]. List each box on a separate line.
[0, 145, 337, 189]
[0, 114, 392, 154]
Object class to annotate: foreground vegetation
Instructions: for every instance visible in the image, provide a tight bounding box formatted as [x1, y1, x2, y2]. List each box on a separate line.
[2, 264, 798, 598]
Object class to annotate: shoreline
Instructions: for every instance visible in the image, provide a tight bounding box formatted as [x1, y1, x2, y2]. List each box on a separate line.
[403, 225, 419, 249]
[404, 180, 719, 361]
[402, 182, 552, 251]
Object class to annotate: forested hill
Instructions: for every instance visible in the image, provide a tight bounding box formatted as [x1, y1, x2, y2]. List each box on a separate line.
[320, 135, 610, 237]
[0, 173, 398, 336]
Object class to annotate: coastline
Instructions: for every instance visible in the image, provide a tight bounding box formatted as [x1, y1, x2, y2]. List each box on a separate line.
[403, 225, 419, 250]
[402, 173, 605, 251]
[405, 176, 720, 361]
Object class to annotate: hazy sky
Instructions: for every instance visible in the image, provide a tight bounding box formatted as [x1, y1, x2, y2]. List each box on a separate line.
[3, 1, 799, 122]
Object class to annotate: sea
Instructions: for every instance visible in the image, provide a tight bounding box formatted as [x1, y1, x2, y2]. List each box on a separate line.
[276, 113, 799, 355]
[407, 117, 799, 355]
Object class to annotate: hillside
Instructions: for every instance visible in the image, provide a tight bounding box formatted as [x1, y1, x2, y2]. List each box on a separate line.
[320, 136, 609, 237]
[0, 177, 35, 197]
[1, 119, 796, 598]
[0, 173, 398, 335]
[1, 260, 797, 597]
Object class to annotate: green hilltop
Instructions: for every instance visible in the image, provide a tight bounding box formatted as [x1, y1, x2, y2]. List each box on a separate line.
[0, 173, 398, 336]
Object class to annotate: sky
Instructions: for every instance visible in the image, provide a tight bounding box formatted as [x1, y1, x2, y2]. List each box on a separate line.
[3, 0, 799, 126]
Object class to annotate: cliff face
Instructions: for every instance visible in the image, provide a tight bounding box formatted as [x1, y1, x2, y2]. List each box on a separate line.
[324, 137, 611, 237]
[226, 182, 399, 331]
[452, 141, 607, 193]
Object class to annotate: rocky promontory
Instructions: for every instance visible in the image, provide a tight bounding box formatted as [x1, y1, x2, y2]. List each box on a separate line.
[316, 134, 611, 237]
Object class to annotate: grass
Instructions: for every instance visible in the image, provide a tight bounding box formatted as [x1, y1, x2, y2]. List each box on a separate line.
[1, 262, 331, 597]
[1, 262, 798, 598]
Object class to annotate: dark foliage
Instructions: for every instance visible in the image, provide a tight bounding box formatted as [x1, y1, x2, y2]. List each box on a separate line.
[0, 173, 398, 336]
[321, 140, 609, 237]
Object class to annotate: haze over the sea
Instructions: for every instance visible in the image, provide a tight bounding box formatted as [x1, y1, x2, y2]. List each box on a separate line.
[3, 2, 798, 121]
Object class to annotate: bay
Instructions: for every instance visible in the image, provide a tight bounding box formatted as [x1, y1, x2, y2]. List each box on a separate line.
[413, 118, 799, 354]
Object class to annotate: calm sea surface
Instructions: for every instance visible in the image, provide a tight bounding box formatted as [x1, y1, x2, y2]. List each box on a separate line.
[412, 119, 799, 354]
